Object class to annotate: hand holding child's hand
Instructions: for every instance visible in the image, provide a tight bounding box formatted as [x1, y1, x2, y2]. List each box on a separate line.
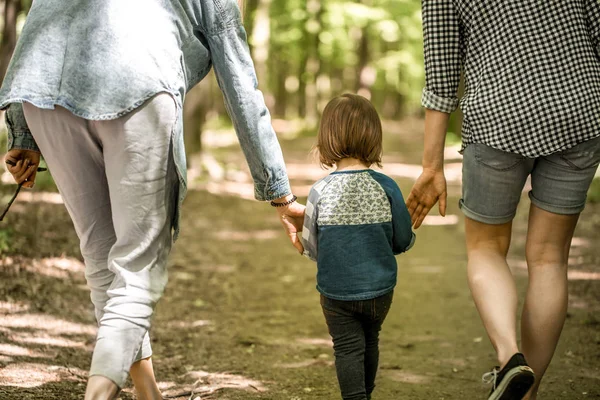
[274, 196, 305, 254]
[406, 168, 447, 229]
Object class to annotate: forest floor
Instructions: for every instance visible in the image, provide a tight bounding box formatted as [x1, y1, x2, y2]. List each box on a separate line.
[1, 118, 600, 399]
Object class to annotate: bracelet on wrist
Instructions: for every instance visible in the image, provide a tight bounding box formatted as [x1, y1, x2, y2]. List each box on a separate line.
[270, 194, 297, 207]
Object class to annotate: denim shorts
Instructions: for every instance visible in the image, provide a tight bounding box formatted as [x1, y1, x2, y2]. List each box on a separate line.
[460, 136, 600, 225]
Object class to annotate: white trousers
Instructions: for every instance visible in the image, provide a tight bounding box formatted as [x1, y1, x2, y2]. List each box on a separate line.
[23, 94, 178, 387]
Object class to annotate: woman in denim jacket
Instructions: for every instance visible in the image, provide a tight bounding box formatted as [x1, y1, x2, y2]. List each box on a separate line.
[1, 1, 304, 398]
[408, 1, 600, 399]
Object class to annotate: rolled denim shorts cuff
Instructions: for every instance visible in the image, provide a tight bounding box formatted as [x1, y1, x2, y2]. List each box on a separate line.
[256, 178, 292, 201]
[528, 192, 586, 215]
[459, 199, 515, 225]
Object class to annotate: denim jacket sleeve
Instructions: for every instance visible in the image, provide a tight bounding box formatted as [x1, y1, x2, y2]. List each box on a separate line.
[199, 0, 291, 201]
[5, 102, 40, 153]
[388, 185, 416, 255]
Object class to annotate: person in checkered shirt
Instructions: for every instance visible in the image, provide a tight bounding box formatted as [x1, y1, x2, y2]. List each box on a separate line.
[407, 1, 600, 399]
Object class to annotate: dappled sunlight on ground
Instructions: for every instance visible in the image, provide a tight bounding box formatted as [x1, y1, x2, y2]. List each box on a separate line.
[0, 343, 55, 359]
[422, 214, 459, 226]
[295, 337, 332, 348]
[382, 369, 431, 384]
[1, 256, 84, 279]
[213, 229, 280, 242]
[0, 313, 95, 337]
[1, 189, 63, 205]
[185, 369, 267, 393]
[571, 237, 591, 248]
[170, 320, 212, 329]
[154, 370, 268, 399]
[0, 363, 86, 388]
[275, 355, 333, 369]
[567, 271, 600, 281]
[0, 301, 29, 313]
[9, 330, 89, 349]
[194, 180, 256, 200]
[508, 257, 600, 281]
[410, 265, 444, 274]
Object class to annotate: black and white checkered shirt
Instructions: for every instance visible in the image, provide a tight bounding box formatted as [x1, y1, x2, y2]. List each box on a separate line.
[422, 0, 600, 158]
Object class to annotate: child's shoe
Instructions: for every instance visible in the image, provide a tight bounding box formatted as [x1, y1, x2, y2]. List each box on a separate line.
[482, 353, 535, 400]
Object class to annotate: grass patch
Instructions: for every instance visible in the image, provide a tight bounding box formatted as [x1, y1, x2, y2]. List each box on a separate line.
[0, 226, 13, 254]
[587, 177, 600, 204]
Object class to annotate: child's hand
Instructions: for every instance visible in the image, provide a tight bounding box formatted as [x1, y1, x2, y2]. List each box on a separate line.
[406, 168, 447, 229]
[5, 149, 41, 188]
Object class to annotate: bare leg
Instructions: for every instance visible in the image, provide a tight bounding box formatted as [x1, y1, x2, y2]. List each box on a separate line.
[522, 205, 578, 400]
[130, 358, 163, 400]
[84, 376, 119, 400]
[466, 217, 519, 368]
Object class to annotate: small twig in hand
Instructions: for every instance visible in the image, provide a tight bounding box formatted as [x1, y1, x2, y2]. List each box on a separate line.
[1, 159, 47, 221]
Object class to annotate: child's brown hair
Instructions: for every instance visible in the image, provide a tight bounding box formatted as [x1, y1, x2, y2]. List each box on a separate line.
[317, 93, 383, 168]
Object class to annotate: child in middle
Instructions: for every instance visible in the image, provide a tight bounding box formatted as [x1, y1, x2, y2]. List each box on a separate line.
[302, 93, 416, 400]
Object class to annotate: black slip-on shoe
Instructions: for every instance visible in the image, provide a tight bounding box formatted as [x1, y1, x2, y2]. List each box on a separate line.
[483, 353, 535, 400]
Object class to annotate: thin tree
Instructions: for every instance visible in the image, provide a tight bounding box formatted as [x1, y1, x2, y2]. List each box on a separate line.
[0, 0, 23, 84]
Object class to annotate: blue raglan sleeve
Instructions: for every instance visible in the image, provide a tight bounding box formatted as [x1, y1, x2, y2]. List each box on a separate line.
[301, 185, 320, 262]
[371, 172, 415, 254]
[201, 0, 291, 202]
[391, 189, 416, 254]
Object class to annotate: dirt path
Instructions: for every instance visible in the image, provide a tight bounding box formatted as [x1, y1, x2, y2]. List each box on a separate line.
[1, 125, 600, 399]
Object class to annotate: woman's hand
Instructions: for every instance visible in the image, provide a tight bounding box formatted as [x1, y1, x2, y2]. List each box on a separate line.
[5, 149, 41, 188]
[274, 195, 305, 254]
[406, 168, 447, 229]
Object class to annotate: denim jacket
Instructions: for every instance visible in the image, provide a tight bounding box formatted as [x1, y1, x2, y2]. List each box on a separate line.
[0, 0, 291, 237]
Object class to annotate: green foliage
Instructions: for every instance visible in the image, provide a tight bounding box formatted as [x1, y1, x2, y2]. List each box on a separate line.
[263, 0, 424, 119]
[0, 126, 7, 152]
[587, 178, 600, 204]
[32, 167, 58, 192]
[0, 227, 12, 254]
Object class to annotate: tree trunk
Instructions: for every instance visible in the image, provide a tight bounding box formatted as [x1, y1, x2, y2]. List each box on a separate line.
[244, 0, 260, 53]
[249, 0, 270, 92]
[355, 27, 370, 93]
[297, 51, 309, 118]
[274, 59, 288, 118]
[0, 0, 22, 83]
[183, 76, 215, 159]
[298, 0, 322, 122]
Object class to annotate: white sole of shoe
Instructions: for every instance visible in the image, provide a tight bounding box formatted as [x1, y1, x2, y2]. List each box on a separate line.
[488, 366, 535, 400]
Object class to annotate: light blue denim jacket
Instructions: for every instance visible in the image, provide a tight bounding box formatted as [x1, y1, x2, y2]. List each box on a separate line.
[0, 0, 291, 237]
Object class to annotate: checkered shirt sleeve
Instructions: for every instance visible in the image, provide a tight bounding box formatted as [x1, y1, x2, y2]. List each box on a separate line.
[586, 0, 600, 58]
[421, 0, 463, 114]
[421, 0, 600, 158]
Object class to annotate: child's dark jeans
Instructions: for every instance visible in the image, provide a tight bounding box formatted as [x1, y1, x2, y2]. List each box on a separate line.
[320, 291, 394, 400]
